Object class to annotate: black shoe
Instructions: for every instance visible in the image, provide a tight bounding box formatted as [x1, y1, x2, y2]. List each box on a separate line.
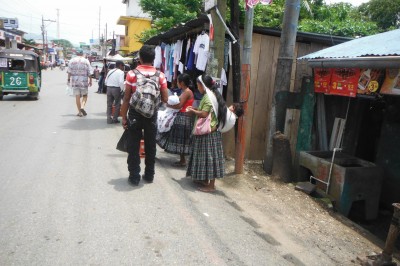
[142, 175, 153, 183]
[112, 119, 120, 123]
[128, 177, 140, 186]
[80, 109, 87, 116]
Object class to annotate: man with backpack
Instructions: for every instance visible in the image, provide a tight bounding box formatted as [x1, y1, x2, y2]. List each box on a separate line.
[121, 45, 168, 186]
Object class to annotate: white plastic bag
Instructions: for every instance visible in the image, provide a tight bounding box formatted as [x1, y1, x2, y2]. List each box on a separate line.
[65, 85, 73, 96]
[167, 93, 180, 105]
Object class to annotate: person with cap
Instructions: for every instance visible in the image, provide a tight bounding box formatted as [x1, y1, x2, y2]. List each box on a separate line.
[67, 49, 92, 117]
[104, 60, 125, 124]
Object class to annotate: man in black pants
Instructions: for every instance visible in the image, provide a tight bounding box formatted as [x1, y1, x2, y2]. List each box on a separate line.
[120, 45, 168, 186]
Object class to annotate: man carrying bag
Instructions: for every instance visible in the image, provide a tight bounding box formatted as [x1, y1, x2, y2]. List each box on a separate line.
[120, 45, 168, 186]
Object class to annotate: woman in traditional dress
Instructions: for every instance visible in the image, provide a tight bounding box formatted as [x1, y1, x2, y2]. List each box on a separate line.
[157, 73, 195, 166]
[185, 74, 227, 192]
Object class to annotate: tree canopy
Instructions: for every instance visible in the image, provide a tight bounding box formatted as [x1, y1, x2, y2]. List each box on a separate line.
[358, 0, 400, 30]
[138, 0, 394, 42]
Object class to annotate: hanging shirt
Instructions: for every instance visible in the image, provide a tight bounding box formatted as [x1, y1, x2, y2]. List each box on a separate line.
[153, 46, 162, 69]
[193, 33, 210, 71]
[186, 42, 196, 71]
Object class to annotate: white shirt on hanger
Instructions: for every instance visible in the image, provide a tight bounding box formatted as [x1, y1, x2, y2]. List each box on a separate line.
[193, 33, 210, 71]
[154, 46, 162, 68]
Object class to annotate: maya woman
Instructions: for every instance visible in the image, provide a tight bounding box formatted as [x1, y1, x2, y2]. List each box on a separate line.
[185, 74, 227, 192]
[157, 73, 195, 166]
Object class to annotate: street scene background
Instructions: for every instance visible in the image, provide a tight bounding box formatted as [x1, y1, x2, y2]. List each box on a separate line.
[0, 69, 396, 265]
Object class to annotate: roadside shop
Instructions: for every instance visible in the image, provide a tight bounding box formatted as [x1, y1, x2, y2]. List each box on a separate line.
[297, 29, 400, 219]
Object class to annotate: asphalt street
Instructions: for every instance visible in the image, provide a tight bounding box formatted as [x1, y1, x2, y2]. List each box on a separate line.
[0, 69, 293, 265]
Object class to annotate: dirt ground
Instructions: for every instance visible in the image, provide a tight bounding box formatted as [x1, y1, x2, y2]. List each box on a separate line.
[218, 159, 400, 265]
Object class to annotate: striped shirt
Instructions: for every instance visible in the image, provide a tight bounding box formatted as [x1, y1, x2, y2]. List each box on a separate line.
[125, 65, 167, 92]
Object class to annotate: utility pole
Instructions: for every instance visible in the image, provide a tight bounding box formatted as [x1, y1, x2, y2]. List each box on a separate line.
[56, 9, 60, 39]
[235, 5, 254, 174]
[206, 0, 226, 78]
[99, 7, 101, 42]
[230, 0, 241, 103]
[264, 0, 301, 173]
[41, 16, 56, 63]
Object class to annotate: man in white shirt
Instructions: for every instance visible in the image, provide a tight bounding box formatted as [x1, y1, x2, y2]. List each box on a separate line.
[105, 60, 125, 124]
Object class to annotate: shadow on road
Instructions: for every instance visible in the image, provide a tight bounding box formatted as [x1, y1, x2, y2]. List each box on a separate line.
[108, 177, 142, 192]
[171, 177, 227, 197]
[59, 117, 113, 131]
[1, 95, 37, 101]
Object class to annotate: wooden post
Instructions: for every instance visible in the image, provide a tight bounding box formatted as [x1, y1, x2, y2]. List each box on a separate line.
[235, 7, 254, 174]
[230, 0, 241, 103]
[264, 0, 301, 174]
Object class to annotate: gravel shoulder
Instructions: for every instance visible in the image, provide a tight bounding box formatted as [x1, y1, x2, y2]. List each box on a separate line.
[218, 159, 400, 265]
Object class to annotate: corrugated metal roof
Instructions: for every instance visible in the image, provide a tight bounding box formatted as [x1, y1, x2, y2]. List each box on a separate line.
[298, 29, 400, 60]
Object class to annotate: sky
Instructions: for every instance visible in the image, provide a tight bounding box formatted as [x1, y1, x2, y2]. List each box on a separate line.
[0, 0, 370, 47]
[0, 0, 126, 46]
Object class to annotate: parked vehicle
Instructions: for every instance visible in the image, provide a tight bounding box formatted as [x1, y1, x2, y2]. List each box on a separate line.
[0, 49, 41, 100]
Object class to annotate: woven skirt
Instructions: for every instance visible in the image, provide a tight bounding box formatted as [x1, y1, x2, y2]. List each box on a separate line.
[156, 112, 194, 155]
[186, 131, 225, 181]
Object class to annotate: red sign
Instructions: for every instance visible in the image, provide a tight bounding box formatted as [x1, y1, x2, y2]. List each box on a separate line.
[330, 68, 360, 97]
[314, 68, 332, 93]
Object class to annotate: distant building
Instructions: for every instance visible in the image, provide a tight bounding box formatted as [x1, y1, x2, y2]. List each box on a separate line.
[117, 0, 151, 55]
[0, 17, 19, 30]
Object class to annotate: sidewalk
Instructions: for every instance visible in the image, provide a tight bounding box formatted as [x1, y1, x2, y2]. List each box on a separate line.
[218, 159, 400, 265]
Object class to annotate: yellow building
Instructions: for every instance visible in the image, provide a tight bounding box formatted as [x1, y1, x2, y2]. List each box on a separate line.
[117, 16, 151, 54]
[117, 0, 152, 55]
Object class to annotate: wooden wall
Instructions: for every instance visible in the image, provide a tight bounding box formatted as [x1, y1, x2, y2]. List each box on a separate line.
[223, 32, 328, 160]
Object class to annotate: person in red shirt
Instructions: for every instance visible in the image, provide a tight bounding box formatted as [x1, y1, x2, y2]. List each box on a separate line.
[121, 45, 168, 186]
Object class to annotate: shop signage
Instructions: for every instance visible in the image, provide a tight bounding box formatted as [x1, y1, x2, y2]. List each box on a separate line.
[357, 69, 384, 95]
[314, 68, 332, 93]
[380, 69, 400, 95]
[329, 68, 359, 97]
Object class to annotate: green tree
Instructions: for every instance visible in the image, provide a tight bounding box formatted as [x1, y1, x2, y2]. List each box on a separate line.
[139, 0, 202, 42]
[52, 39, 73, 49]
[23, 38, 37, 46]
[138, 0, 381, 42]
[358, 0, 400, 30]
[299, 3, 379, 37]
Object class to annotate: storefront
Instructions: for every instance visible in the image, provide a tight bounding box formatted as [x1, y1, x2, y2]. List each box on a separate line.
[297, 29, 400, 215]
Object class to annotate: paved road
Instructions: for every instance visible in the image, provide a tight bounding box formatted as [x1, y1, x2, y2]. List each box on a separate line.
[0, 69, 291, 265]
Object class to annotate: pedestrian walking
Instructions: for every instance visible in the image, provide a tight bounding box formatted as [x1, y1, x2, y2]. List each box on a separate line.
[67, 49, 92, 117]
[185, 74, 227, 192]
[121, 45, 168, 186]
[97, 58, 107, 93]
[105, 60, 125, 124]
[156, 73, 194, 167]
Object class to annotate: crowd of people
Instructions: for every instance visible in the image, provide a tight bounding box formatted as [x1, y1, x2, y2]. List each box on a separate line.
[67, 45, 243, 192]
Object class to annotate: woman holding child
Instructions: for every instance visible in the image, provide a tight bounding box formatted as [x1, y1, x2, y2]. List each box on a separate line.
[185, 74, 227, 192]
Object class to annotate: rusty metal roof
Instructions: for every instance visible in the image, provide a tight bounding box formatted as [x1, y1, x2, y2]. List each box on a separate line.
[298, 29, 400, 60]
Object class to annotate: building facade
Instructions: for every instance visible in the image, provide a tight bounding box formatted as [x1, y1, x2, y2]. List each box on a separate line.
[117, 0, 151, 54]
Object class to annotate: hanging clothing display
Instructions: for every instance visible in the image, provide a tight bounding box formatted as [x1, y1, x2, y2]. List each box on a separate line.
[193, 33, 210, 72]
